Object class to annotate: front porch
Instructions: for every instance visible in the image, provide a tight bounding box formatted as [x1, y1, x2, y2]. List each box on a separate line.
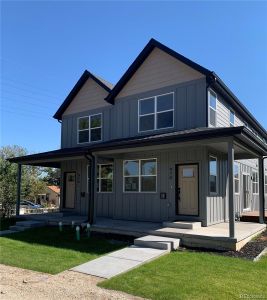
[92, 217, 266, 251]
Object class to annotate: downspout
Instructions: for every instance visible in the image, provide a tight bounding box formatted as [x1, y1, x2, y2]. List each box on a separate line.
[84, 153, 95, 224]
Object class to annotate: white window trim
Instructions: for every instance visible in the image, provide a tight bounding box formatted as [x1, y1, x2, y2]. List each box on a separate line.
[234, 162, 240, 195]
[252, 170, 259, 195]
[123, 158, 157, 193]
[209, 155, 218, 195]
[138, 92, 174, 133]
[77, 113, 102, 144]
[230, 110, 235, 127]
[208, 89, 217, 127]
[97, 163, 114, 193]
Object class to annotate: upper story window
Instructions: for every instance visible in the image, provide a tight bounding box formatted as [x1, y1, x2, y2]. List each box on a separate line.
[138, 93, 174, 132]
[123, 158, 157, 192]
[208, 90, 217, 127]
[252, 170, 259, 194]
[77, 113, 102, 144]
[234, 162, 240, 194]
[209, 155, 217, 194]
[230, 110, 235, 127]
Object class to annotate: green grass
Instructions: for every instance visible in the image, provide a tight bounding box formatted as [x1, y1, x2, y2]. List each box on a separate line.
[0, 226, 124, 274]
[0, 217, 17, 231]
[99, 251, 267, 300]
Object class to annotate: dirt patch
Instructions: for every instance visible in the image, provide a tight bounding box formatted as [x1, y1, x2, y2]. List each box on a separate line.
[0, 264, 145, 300]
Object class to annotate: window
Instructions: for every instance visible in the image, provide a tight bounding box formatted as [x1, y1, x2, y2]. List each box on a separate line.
[97, 164, 113, 192]
[209, 156, 217, 193]
[234, 162, 240, 194]
[208, 90, 217, 127]
[252, 170, 259, 194]
[230, 110, 235, 127]
[78, 113, 102, 144]
[124, 159, 157, 192]
[265, 174, 267, 194]
[138, 93, 174, 132]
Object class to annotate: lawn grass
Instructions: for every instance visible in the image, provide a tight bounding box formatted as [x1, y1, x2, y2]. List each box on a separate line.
[0, 226, 124, 274]
[0, 217, 17, 231]
[99, 251, 267, 300]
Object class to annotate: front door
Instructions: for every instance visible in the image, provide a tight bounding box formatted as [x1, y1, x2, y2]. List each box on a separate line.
[64, 172, 76, 209]
[243, 174, 250, 211]
[176, 164, 199, 216]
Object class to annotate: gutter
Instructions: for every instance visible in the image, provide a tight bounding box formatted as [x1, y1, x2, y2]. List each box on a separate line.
[84, 153, 95, 225]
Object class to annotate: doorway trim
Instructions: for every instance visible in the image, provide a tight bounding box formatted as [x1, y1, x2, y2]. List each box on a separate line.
[63, 171, 76, 209]
[175, 163, 200, 217]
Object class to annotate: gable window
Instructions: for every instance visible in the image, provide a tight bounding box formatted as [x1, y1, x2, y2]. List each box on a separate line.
[209, 155, 217, 194]
[138, 93, 174, 132]
[123, 159, 157, 192]
[234, 162, 240, 194]
[230, 110, 235, 127]
[97, 164, 113, 192]
[78, 113, 102, 144]
[208, 90, 217, 127]
[252, 170, 259, 194]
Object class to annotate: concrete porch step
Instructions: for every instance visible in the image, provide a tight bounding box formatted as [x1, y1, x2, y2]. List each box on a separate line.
[134, 235, 180, 251]
[162, 221, 202, 230]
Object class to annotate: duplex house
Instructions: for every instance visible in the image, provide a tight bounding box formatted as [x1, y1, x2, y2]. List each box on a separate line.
[10, 39, 267, 239]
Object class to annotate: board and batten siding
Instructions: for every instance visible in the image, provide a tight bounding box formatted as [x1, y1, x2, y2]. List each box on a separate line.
[61, 78, 207, 148]
[116, 48, 205, 99]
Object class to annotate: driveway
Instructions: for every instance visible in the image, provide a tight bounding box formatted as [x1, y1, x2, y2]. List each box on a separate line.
[0, 264, 145, 300]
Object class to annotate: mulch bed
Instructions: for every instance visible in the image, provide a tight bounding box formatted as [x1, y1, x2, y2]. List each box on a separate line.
[220, 230, 267, 260]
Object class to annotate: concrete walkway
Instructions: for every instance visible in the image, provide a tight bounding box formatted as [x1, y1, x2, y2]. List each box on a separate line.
[70, 245, 168, 279]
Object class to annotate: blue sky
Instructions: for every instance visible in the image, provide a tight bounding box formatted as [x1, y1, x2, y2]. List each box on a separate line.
[1, 1, 267, 153]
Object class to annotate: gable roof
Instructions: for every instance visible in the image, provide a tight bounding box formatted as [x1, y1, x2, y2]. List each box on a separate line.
[53, 70, 113, 120]
[47, 185, 60, 194]
[105, 38, 212, 104]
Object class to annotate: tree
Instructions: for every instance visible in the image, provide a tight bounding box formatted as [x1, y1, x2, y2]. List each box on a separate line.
[42, 167, 61, 186]
[0, 145, 47, 217]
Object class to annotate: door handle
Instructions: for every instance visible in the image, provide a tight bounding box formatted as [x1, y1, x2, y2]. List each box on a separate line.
[177, 188, 181, 201]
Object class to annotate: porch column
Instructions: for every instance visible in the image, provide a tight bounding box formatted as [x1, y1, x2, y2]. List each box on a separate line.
[258, 157, 265, 224]
[16, 164, 22, 216]
[228, 140, 235, 238]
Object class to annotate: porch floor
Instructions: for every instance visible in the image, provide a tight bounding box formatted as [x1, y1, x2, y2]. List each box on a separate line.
[92, 218, 266, 251]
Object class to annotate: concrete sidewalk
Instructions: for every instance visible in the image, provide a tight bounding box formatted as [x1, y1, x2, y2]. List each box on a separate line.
[70, 245, 168, 279]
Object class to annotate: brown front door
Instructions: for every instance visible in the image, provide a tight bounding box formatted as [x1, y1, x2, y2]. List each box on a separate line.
[176, 164, 199, 216]
[64, 172, 76, 209]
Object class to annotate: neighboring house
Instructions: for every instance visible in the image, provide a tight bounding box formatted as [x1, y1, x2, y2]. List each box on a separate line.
[9, 39, 267, 238]
[37, 186, 60, 207]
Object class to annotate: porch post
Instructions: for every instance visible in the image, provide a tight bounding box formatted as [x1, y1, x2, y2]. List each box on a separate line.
[16, 164, 22, 216]
[258, 157, 265, 224]
[228, 140, 235, 238]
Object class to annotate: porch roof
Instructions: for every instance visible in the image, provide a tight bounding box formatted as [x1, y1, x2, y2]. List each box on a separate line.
[8, 126, 267, 167]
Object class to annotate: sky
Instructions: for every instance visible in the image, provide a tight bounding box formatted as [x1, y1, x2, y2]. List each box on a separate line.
[1, 1, 267, 153]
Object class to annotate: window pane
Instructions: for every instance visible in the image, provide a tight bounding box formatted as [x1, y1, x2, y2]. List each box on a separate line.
[124, 161, 139, 176]
[140, 98, 155, 115]
[157, 94, 173, 112]
[141, 176, 156, 192]
[101, 165, 113, 179]
[209, 157, 217, 176]
[183, 168, 194, 178]
[210, 175, 217, 193]
[91, 128, 101, 141]
[101, 179, 113, 192]
[235, 179, 239, 193]
[209, 92, 216, 109]
[141, 159, 156, 175]
[157, 111, 173, 129]
[234, 164, 239, 179]
[91, 114, 101, 128]
[124, 177, 139, 192]
[230, 111, 235, 125]
[139, 115, 154, 131]
[79, 117, 89, 130]
[209, 109, 216, 126]
[79, 130, 89, 143]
